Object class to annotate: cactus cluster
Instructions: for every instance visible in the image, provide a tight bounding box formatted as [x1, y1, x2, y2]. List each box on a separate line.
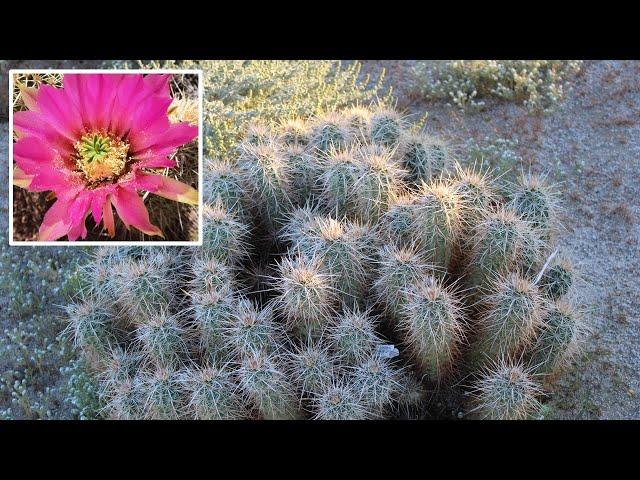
[68, 105, 585, 420]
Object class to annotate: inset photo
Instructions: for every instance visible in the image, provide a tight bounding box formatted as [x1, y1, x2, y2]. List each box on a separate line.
[9, 70, 203, 244]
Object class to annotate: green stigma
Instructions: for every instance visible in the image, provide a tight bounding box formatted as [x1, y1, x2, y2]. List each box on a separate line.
[75, 132, 129, 183]
[77, 134, 111, 163]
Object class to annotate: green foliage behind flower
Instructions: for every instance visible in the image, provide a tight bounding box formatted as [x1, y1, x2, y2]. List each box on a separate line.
[412, 60, 582, 112]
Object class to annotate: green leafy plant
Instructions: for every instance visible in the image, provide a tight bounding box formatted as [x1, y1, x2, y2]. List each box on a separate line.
[412, 60, 582, 112]
[123, 60, 390, 157]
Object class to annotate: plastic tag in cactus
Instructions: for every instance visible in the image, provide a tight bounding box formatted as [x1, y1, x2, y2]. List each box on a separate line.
[375, 344, 400, 359]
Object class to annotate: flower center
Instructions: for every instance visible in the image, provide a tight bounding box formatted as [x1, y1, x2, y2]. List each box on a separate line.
[75, 133, 129, 183]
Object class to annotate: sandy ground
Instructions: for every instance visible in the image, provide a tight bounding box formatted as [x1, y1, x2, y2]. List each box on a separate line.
[360, 60, 640, 419]
[0, 60, 638, 419]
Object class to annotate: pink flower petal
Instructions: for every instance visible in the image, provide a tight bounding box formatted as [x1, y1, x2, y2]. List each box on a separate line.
[13, 136, 59, 171]
[61, 74, 90, 126]
[67, 192, 92, 240]
[83, 74, 118, 131]
[143, 74, 171, 97]
[13, 165, 33, 188]
[109, 74, 146, 136]
[28, 167, 76, 193]
[13, 110, 75, 157]
[134, 154, 179, 170]
[36, 85, 84, 140]
[18, 83, 39, 111]
[62, 74, 123, 131]
[67, 210, 90, 241]
[38, 188, 94, 241]
[103, 194, 116, 237]
[14, 137, 76, 193]
[38, 197, 74, 241]
[89, 188, 111, 225]
[131, 121, 198, 156]
[133, 172, 199, 205]
[111, 186, 163, 238]
[128, 95, 173, 140]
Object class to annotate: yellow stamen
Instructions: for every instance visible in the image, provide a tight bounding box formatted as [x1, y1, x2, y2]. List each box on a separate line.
[74, 132, 129, 183]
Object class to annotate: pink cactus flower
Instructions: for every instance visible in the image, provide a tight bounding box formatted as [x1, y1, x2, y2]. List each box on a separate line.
[12, 73, 199, 241]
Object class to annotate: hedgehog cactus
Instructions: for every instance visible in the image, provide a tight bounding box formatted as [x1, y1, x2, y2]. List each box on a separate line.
[317, 148, 362, 218]
[329, 306, 382, 365]
[65, 297, 115, 354]
[413, 180, 465, 269]
[402, 133, 450, 184]
[313, 380, 374, 420]
[353, 145, 406, 223]
[471, 272, 546, 368]
[202, 158, 246, 215]
[136, 366, 183, 420]
[509, 174, 559, 235]
[287, 341, 336, 397]
[278, 118, 310, 146]
[134, 310, 187, 367]
[179, 364, 247, 420]
[238, 142, 293, 232]
[108, 255, 178, 318]
[381, 195, 420, 248]
[190, 288, 235, 360]
[530, 299, 584, 379]
[470, 359, 543, 420]
[342, 105, 372, 132]
[399, 276, 466, 381]
[238, 349, 302, 420]
[68, 104, 585, 420]
[223, 299, 282, 357]
[103, 375, 141, 420]
[202, 200, 251, 264]
[370, 107, 403, 149]
[451, 164, 498, 236]
[352, 352, 401, 413]
[283, 144, 317, 207]
[278, 204, 322, 245]
[539, 255, 574, 300]
[272, 254, 337, 339]
[97, 346, 142, 398]
[244, 121, 274, 146]
[467, 207, 541, 291]
[372, 244, 433, 320]
[310, 112, 353, 153]
[293, 216, 371, 307]
[189, 254, 234, 293]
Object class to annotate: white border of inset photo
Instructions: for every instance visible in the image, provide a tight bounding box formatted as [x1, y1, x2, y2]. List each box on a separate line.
[8, 69, 204, 246]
